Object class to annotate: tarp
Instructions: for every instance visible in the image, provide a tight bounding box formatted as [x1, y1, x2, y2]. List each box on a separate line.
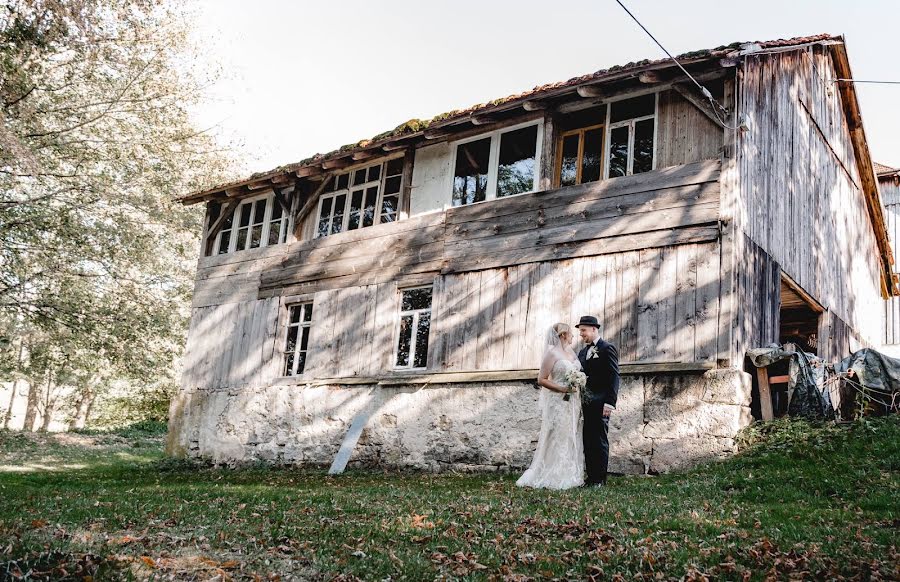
[747, 344, 835, 420]
[834, 348, 900, 416]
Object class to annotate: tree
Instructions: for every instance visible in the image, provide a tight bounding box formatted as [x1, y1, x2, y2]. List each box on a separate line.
[0, 0, 234, 429]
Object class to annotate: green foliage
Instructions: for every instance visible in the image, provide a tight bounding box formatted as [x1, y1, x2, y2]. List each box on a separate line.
[0, 417, 897, 579]
[0, 1, 235, 429]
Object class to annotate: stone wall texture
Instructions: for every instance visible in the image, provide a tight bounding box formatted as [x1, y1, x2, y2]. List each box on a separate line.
[167, 369, 752, 474]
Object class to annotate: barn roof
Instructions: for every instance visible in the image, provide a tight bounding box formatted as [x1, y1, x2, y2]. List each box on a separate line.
[179, 33, 840, 204]
[875, 162, 898, 177]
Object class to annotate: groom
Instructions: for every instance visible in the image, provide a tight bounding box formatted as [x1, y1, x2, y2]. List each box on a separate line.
[576, 316, 620, 487]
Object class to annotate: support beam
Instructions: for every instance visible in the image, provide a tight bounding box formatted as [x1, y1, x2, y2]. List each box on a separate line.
[638, 71, 661, 84]
[293, 174, 334, 239]
[576, 85, 604, 98]
[204, 198, 240, 251]
[522, 100, 545, 111]
[322, 157, 351, 170]
[295, 166, 321, 178]
[352, 150, 379, 161]
[272, 184, 293, 215]
[470, 115, 495, 126]
[382, 141, 410, 152]
[672, 83, 727, 129]
[423, 128, 453, 140]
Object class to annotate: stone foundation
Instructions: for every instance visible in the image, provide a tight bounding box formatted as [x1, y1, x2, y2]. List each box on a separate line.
[166, 369, 752, 474]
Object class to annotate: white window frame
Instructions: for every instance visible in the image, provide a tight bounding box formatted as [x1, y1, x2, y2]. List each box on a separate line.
[213, 191, 289, 255]
[314, 155, 405, 238]
[604, 92, 658, 179]
[448, 120, 544, 207]
[393, 285, 433, 371]
[282, 301, 314, 377]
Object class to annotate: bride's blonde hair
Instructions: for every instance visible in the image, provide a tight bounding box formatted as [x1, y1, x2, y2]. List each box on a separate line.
[553, 322, 571, 338]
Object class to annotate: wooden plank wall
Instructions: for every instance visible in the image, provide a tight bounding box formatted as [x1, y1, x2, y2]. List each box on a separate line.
[880, 178, 900, 345]
[656, 89, 722, 169]
[731, 234, 781, 364]
[735, 47, 884, 352]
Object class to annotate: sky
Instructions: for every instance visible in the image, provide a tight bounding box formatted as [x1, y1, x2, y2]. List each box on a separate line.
[190, 0, 900, 177]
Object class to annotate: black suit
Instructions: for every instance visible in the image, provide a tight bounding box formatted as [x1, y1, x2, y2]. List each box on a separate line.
[578, 338, 620, 485]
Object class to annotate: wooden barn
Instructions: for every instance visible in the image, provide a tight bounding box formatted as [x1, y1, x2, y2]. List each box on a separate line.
[879, 162, 900, 356]
[167, 34, 895, 473]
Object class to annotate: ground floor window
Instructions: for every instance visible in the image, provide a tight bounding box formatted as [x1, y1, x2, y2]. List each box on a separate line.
[284, 302, 314, 376]
[395, 287, 432, 369]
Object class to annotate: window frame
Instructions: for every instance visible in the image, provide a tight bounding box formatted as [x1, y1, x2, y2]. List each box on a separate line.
[448, 120, 544, 207]
[282, 301, 314, 377]
[314, 155, 406, 239]
[554, 122, 606, 188]
[603, 92, 658, 179]
[212, 191, 290, 255]
[393, 285, 434, 371]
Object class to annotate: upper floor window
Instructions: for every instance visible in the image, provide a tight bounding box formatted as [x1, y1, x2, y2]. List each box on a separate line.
[557, 123, 605, 188]
[451, 122, 542, 206]
[211, 193, 288, 255]
[606, 94, 656, 178]
[316, 157, 405, 238]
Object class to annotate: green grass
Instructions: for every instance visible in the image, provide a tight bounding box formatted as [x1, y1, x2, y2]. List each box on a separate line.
[0, 418, 897, 580]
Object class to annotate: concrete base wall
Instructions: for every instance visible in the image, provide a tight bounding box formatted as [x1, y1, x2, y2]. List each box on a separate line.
[166, 369, 752, 474]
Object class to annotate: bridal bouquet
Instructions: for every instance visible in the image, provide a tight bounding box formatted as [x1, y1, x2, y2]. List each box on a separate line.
[562, 369, 587, 401]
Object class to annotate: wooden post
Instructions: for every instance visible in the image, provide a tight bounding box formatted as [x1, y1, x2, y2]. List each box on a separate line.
[756, 366, 775, 421]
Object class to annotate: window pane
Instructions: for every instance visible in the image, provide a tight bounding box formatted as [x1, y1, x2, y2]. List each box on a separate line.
[633, 119, 654, 174]
[331, 194, 346, 234]
[380, 195, 398, 223]
[317, 197, 333, 238]
[236, 227, 248, 250]
[284, 353, 295, 376]
[363, 187, 378, 228]
[217, 229, 231, 254]
[386, 157, 403, 176]
[271, 202, 283, 220]
[497, 125, 537, 198]
[608, 126, 629, 178]
[384, 175, 402, 195]
[453, 137, 490, 206]
[402, 287, 432, 311]
[239, 203, 252, 227]
[582, 128, 604, 184]
[303, 303, 313, 322]
[414, 313, 431, 368]
[289, 305, 302, 323]
[253, 199, 267, 224]
[396, 315, 413, 367]
[610, 94, 655, 123]
[368, 164, 381, 182]
[353, 168, 367, 185]
[336, 173, 349, 190]
[300, 326, 310, 351]
[268, 219, 282, 246]
[348, 190, 363, 230]
[286, 326, 298, 354]
[295, 352, 306, 374]
[559, 134, 579, 187]
[249, 224, 262, 248]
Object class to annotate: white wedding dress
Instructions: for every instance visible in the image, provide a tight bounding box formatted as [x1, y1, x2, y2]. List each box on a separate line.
[517, 357, 586, 489]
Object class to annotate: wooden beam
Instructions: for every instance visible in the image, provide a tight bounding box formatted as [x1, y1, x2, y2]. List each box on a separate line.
[382, 141, 410, 152]
[423, 128, 453, 140]
[272, 184, 293, 215]
[781, 272, 824, 313]
[205, 198, 240, 249]
[470, 115, 495, 126]
[576, 85, 604, 98]
[295, 166, 321, 178]
[522, 100, 545, 111]
[638, 71, 661, 84]
[293, 174, 334, 239]
[756, 367, 775, 421]
[352, 150, 379, 161]
[672, 83, 727, 129]
[322, 157, 351, 170]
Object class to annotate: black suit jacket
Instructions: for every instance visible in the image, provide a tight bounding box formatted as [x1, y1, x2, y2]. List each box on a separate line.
[578, 338, 620, 408]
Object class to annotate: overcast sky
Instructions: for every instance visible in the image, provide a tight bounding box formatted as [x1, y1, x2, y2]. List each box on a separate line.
[190, 0, 900, 176]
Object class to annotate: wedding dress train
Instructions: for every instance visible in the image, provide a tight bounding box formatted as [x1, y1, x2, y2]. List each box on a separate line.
[516, 358, 585, 489]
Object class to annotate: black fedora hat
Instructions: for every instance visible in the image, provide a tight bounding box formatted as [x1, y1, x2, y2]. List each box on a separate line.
[575, 315, 600, 328]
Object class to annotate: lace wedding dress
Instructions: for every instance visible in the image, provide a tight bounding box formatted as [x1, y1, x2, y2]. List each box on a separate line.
[516, 358, 586, 490]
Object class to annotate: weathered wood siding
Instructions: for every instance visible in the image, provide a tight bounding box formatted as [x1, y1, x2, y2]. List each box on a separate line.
[734, 47, 883, 353]
[655, 89, 722, 169]
[881, 177, 900, 345]
[183, 162, 727, 389]
[731, 234, 781, 364]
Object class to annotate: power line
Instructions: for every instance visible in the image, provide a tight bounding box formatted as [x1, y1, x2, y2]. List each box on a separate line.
[832, 79, 900, 85]
[612, 0, 738, 130]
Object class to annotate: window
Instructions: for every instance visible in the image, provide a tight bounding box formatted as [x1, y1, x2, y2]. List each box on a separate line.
[283, 302, 313, 376]
[210, 193, 289, 255]
[395, 287, 432, 369]
[316, 157, 405, 238]
[605, 94, 656, 178]
[556, 123, 605, 187]
[451, 122, 542, 207]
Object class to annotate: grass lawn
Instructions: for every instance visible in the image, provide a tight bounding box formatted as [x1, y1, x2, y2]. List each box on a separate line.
[0, 418, 897, 581]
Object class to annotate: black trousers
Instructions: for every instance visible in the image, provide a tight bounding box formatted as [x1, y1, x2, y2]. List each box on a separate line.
[582, 401, 610, 484]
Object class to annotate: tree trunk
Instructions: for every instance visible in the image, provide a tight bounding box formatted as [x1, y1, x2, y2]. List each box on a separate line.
[39, 368, 56, 431]
[3, 336, 27, 430]
[68, 382, 96, 430]
[22, 377, 41, 432]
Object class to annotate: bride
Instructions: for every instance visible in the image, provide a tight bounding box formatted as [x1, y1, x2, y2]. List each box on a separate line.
[517, 323, 586, 489]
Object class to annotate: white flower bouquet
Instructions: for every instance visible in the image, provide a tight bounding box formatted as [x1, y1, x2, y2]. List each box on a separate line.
[562, 369, 587, 401]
